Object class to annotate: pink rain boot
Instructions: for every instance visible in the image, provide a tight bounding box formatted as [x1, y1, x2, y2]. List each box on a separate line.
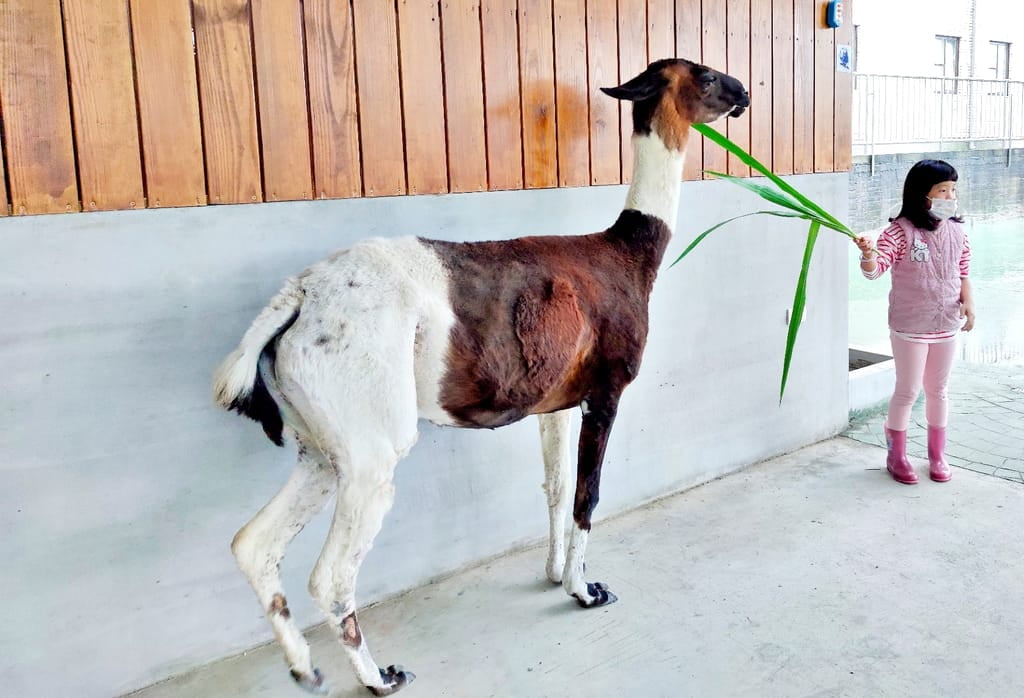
[885, 424, 918, 485]
[928, 426, 952, 482]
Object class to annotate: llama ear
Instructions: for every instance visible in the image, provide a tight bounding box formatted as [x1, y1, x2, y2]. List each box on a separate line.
[600, 69, 665, 101]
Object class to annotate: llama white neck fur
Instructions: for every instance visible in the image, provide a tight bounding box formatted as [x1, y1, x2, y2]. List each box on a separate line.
[623, 132, 685, 231]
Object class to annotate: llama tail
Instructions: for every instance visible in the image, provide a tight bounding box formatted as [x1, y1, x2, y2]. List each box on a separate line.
[213, 277, 303, 446]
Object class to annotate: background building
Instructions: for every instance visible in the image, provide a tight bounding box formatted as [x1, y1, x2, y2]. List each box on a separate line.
[854, 0, 1024, 79]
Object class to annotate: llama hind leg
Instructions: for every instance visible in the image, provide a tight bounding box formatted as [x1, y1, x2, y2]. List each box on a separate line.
[538, 409, 573, 583]
[231, 441, 337, 693]
[308, 436, 413, 696]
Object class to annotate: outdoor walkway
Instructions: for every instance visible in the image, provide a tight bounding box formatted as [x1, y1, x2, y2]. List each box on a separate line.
[845, 361, 1024, 483]
[131, 364, 1024, 698]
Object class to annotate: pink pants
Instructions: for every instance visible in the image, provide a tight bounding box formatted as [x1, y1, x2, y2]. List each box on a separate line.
[886, 333, 957, 431]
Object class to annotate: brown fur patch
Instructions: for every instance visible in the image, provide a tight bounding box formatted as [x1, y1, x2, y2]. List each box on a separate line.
[424, 210, 670, 428]
[652, 64, 698, 151]
[514, 277, 589, 393]
[269, 593, 291, 620]
[340, 613, 362, 648]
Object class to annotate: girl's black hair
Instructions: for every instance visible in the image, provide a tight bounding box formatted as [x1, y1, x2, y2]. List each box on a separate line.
[891, 159, 962, 231]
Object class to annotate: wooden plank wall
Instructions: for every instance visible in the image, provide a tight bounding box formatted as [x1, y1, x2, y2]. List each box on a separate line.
[0, 0, 853, 217]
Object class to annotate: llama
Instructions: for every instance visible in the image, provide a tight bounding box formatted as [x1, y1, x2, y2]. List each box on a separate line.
[214, 58, 748, 696]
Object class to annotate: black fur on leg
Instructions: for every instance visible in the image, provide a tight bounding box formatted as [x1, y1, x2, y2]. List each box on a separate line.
[290, 667, 327, 694]
[366, 665, 415, 696]
[572, 581, 619, 608]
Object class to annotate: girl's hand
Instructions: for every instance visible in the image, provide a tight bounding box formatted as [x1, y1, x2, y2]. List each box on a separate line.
[961, 302, 976, 332]
[854, 234, 874, 256]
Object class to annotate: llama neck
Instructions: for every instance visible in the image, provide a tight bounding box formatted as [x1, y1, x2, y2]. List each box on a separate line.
[623, 132, 686, 232]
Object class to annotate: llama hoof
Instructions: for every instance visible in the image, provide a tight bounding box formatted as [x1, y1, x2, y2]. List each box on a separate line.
[573, 581, 618, 608]
[366, 665, 415, 696]
[290, 667, 328, 695]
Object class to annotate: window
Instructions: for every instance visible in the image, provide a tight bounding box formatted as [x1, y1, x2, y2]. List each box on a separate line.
[989, 41, 1010, 95]
[991, 41, 1010, 79]
[936, 35, 960, 93]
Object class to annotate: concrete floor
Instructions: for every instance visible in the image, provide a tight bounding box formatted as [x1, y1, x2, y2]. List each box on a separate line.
[129, 437, 1024, 698]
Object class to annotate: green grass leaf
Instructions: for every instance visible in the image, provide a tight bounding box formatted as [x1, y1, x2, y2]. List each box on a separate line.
[780, 221, 820, 402]
[704, 170, 815, 214]
[676, 123, 857, 401]
[703, 170, 853, 236]
[692, 124, 855, 237]
[669, 210, 812, 267]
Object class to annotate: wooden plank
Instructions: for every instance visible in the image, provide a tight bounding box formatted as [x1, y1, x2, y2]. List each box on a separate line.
[251, 0, 312, 201]
[676, 0, 704, 180]
[129, 0, 206, 208]
[304, 0, 361, 199]
[701, 0, 728, 177]
[750, 0, 774, 174]
[793, 0, 815, 174]
[617, 0, 647, 182]
[0, 0, 80, 214]
[193, 0, 262, 204]
[586, 0, 620, 185]
[771, 0, 795, 175]
[553, 0, 589, 188]
[726, 0, 751, 177]
[397, 0, 447, 195]
[0, 135, 8, 215]
[481, 0, 523, 191]
[441, 1, 487, 193]
[833, 0, 854, 171]
[519, 0, 558, 189]
[647, 0, 676, 64]
[352, 2, 405, 196]
[63, 0, 143, 211]
[813, 1, 835, 172]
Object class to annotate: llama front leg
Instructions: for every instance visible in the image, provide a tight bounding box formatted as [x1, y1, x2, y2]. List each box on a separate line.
[562, 396, 620, 608]
[231, 443, 338, 693]
[538, 409, 573, 583]
[308, 450, 412, 696]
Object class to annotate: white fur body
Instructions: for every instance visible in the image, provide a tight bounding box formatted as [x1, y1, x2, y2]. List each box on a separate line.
[273, 236, 459, 435]
[216, 236, 460, 692]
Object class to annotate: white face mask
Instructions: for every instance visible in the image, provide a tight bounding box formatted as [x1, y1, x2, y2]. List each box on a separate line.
[928, 197, 958, 220]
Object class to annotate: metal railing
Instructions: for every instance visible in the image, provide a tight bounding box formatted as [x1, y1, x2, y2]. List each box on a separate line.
[853, 73, 1024, 158]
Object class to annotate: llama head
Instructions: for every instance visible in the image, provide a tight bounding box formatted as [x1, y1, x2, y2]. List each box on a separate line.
[601, 58, 750, 151]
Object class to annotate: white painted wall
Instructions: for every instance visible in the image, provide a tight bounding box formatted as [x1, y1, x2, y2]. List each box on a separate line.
[0, 174, 849, 697]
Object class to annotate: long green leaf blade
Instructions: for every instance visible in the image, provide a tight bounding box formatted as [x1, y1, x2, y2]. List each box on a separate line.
[694, 123, 833, 220]
[704, 169, 818, 216]
[669, 210, 811, 267]
[780, 221, 820, 401]
[703, 170, 852, 235]
[693, 123, 855, 237]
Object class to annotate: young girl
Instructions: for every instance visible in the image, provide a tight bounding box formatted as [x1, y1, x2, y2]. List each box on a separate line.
[854, 159, 976, 485]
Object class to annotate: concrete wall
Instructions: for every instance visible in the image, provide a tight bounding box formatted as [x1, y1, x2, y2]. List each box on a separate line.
[848, 148, 1024, 232]
[0, 174, 849, 697]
